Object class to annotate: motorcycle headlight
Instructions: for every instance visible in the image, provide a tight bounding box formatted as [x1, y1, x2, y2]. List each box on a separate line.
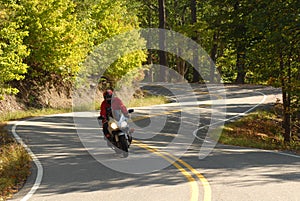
[110, 122, 118, 130]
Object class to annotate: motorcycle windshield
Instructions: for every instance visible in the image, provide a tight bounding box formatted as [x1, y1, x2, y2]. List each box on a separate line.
[112, 109, 121, 121]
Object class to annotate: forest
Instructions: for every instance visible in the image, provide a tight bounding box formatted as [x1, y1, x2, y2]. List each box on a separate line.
[0, 0, 299, 142]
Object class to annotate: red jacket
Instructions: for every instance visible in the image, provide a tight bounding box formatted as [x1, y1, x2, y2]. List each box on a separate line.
[100, 97, 128, 123]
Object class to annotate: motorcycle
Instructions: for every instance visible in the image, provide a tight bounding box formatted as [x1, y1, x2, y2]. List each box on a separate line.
[99, 109, 134, 158]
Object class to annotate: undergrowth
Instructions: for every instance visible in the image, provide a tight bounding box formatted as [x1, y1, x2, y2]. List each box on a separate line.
[218, 110, 300, 153]
[0, 128, 32, 200]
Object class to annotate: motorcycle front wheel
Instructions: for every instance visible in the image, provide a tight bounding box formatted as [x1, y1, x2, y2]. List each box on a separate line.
[119, 135, 129, 158]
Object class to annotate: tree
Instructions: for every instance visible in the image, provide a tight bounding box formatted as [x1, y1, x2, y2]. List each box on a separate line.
[247, 0, 300, 142]
[18, 0, 89, 91]
[76, 0, 147, 83]
[158, 0, 168, 82]
[232, 0, 248, 84]
[190, 0, 201, 83]
[0, 2, 29, 97]
[204, 0, 255, 84]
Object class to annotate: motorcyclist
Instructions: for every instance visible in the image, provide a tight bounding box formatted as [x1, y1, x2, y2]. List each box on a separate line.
[99, 89, 129, 141]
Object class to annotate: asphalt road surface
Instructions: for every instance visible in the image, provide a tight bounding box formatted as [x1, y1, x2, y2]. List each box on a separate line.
[9, 83, 300, 201]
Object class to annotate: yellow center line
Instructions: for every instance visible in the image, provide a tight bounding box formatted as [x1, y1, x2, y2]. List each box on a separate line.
[161, 151, 212, 201]
[130, 109, 212, 201]
[133, 140, 199, 201]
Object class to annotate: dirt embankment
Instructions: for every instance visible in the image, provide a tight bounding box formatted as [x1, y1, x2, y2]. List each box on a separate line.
[0, 95, 26, 114]
[0, 90, 71, 115]
[0, 83, 110, 117]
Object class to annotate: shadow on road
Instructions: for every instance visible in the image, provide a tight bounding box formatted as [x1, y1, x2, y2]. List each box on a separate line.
[13, 110, 299, 197]
[11, 84, 298, 199]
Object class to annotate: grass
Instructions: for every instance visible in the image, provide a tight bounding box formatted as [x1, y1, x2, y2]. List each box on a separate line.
[128, 95, 168, 107]
[0, 108, 71, 122]
[0, 126, 31, 200]
[215, 110, 300, 153]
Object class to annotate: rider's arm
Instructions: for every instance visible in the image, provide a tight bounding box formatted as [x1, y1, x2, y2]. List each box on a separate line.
[100, 101, 107, 122]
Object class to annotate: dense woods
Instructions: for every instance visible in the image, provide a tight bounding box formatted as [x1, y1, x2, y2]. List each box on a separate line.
[0, 0, 299, 141]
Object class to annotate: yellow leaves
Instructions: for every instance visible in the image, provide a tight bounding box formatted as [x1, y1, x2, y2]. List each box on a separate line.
[267, 77, 280, 87]
[0, 10, 7, 20]
[0, 3, 30, 96]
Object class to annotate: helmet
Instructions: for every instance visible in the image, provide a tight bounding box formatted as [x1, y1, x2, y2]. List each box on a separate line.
[103, 89, 113, 100]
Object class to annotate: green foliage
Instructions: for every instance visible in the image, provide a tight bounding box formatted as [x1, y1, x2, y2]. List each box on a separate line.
[247, 0, 299, 79]
[0, 0, 298, 137]
[246, 0, 300, 138]
[19, 0, 89, 85]
[0, 2, 29, 97]
[130, 0, 299, 140]
[216, 47, 236, 83]
[90, 0, 140, 44]
[0, 0, 149, 101]
[78, 0, 147, 82]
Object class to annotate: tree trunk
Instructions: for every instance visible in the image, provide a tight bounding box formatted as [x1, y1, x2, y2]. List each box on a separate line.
[158, 0, 167, 82]
[210, 32, 218, 83]
[235, 43, 246, 84]
[177, 59, 187, 82]
[234, 1, 246, 84]
[176, 46, 188, 82]
[297, 62, 300, 135]
[147, 51, 153, 82]
[191, 0, 200, 83]
[280, 52, 291, 142]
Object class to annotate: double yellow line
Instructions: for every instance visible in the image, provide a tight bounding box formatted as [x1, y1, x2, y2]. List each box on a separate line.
[133, 140, 211, 201]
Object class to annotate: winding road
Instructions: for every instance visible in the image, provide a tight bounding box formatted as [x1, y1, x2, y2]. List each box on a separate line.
[9, 83, 300, 201]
